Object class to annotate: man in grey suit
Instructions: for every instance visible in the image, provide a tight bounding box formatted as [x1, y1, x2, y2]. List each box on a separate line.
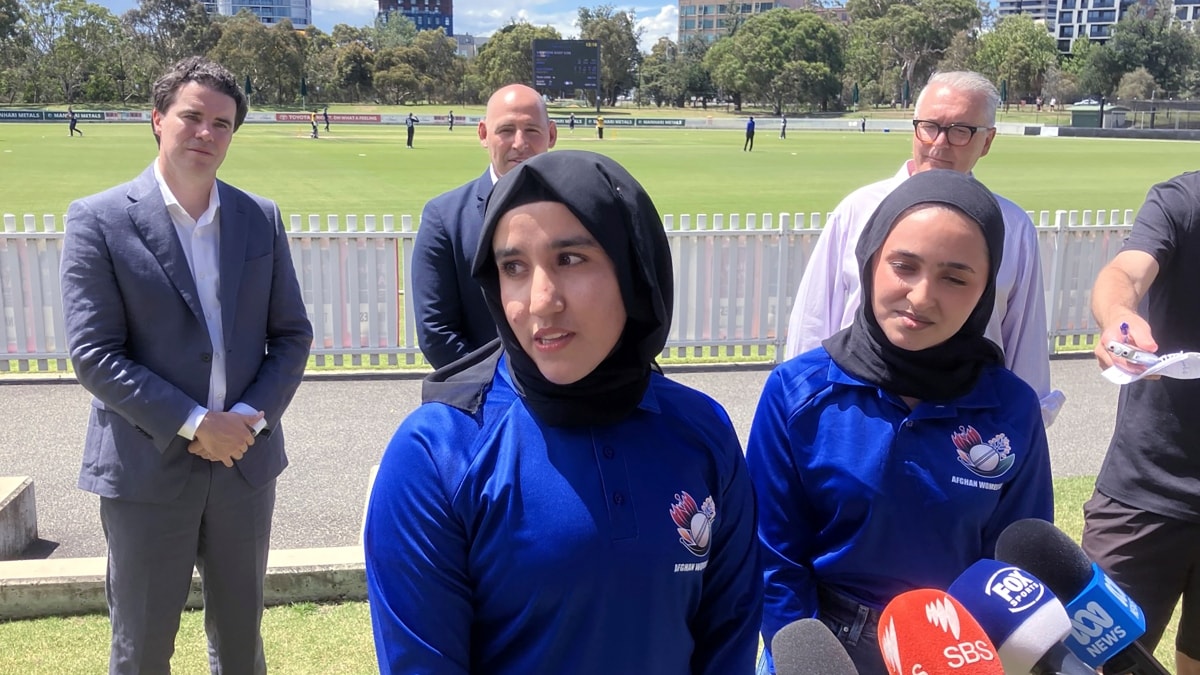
[411, 83, 556, 368]
[59, 56, 312, 674]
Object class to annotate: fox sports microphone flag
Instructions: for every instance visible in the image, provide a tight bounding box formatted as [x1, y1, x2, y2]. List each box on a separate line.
[995, 518, 1167, 675]
[947, 559, 1094, 675]
[878, 589, 1003, 675]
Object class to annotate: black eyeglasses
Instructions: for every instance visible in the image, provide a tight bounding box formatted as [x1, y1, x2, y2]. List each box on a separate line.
[912, 119, 992, 146]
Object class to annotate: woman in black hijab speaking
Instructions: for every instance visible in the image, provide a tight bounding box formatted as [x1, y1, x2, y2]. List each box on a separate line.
[364, 150, 762, 675]
[747, 169, 1054, 675]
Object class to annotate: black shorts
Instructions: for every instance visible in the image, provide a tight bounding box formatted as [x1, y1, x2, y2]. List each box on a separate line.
[1081, 490, 1200, 657]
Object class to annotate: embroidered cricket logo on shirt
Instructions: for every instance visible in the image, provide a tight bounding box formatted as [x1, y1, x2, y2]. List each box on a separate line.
[669, 491, 715, 560]
[952, 425, 1015, 479]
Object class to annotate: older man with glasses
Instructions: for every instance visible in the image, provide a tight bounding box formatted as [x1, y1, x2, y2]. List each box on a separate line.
[784, 70, 1064, 427]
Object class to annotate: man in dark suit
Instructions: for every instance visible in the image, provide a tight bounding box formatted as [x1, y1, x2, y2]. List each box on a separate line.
[59, 56, 312, 674]
[411, 83, 557, 368]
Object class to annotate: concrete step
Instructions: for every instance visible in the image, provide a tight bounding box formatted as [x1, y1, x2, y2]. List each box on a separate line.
[0, 477, 37, 561]
[0, 545, 365, 621]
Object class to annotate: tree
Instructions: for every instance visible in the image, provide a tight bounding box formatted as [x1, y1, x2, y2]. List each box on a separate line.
[1107, 2, 1197, 96]
[937, 29, 978, 73]
[123, 0, 216, 71]
[578, 5, 642, 105]
[474, 21, 561, 91]
[368, 11, 417, 51]
[374, 46, 421, 103]
[335, 41, 374, 101]
[679, 36, 716, 108]
[413, 28, 463, 103]
[971, 15, 1058, 101]
[1075, 42, 1124, 98]
[1041, 64, 1080, 106]
[1, 0, 21, 39]
[207, 10, 271, 103]
[21, 0, 125, 102]
[1116, 67, 1159, 100]
[847, 0, 980, 102]
[639, 37, 683, 107]
[706, 9, 844, 114]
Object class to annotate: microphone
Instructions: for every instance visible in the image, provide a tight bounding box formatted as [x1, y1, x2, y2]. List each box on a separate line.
[770, 618, 857, 675]
[995, 518, 1169, 675]
[878, 589, 1003, 674]
[947, 559, 1096, 674]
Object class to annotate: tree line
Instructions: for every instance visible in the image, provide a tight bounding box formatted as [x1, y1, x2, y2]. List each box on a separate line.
[0, 0, 1196, 110]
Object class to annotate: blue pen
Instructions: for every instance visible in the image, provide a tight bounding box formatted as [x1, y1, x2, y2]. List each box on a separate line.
[1120, 322, 1130, 343]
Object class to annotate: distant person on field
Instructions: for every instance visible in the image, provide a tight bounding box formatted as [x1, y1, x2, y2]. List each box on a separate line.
[68, 107, 82, 137]
[323, 105, 330, 132]
[448, 110, 454, 132]
[597, 115, 605, 140]
[310, 110, 319, 138]
[784, 70, 1065, 427]
[59, 55, 312, 675]
[406, 112, 419, 148]
[779, 116, 786, 140]
[860, 116, 867, 133]
[569, 112, 576, 133]
[744, 116, 755, 151]
[411, 83, 557, 368]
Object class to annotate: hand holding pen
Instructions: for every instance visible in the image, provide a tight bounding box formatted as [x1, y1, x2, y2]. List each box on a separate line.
[1097, 315, 1159, 373]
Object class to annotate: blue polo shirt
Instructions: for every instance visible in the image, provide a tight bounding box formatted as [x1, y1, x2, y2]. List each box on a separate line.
[365, 356, 762, 674]
[747, 347, 1053, 654]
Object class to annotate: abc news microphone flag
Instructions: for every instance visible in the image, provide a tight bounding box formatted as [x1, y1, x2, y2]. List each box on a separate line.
[878, 589, 1003, 675]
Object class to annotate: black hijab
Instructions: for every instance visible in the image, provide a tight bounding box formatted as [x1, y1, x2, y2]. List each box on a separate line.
[423, 150, 673, 427]
[822, 169, 1005, 401]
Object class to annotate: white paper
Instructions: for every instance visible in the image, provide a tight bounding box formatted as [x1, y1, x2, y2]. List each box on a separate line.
[1102, 351, 1200, 384]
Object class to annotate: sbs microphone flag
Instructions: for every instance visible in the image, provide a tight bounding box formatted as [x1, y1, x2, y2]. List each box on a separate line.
[878, 589, 1003, 675]
[770, 618, 857, 675]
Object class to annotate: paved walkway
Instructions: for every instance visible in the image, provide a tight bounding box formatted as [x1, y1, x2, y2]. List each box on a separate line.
[0, 356, 1115, 560]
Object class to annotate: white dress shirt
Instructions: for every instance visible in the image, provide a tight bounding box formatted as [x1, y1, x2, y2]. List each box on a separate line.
[153, 162, 262, 440]
[785, 161, 1066, 426]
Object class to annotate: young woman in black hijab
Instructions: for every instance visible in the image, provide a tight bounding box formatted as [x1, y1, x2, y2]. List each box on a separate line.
[364, 150, 762, 675]
[746, 169, 1054, 675]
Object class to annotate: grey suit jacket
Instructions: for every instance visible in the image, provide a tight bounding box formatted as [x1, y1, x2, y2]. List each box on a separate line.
[61, 164, 313, 504]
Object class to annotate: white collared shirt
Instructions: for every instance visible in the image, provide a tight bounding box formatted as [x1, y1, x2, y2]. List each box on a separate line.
[153, 162, 259, 439]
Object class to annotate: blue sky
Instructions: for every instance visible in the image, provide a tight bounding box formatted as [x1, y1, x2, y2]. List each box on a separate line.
[92, 0, 680, 52]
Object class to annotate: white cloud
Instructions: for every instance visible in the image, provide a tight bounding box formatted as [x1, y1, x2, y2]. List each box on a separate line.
[305, 0, 677, 52]
[311, 0, 376, 25]
[635, 5, 679, 51]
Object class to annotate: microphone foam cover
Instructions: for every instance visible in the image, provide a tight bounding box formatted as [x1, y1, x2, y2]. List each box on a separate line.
[879, 589, 1003, 675]
[770, 618, 857, 675]
[994, 518, 1094, 599]
[948, 559, 1072, 674]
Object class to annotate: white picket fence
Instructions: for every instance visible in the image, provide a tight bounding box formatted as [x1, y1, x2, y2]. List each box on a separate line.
[0, 209, 1134, 373]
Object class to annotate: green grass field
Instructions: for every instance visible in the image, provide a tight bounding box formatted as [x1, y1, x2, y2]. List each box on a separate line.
[2, 120, 1196, 220]
[0, 476, 1182, 673]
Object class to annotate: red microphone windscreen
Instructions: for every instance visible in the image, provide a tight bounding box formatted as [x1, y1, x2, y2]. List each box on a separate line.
[878, 589, 1004, 675]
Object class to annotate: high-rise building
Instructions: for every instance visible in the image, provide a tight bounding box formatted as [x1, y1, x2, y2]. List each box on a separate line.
[378, 0, 454, 36]
[996, 0, 1058, 30]
[677, 0, 847, 43]
[1052, 0, 1141, 52]
[202, 0, 311, 28]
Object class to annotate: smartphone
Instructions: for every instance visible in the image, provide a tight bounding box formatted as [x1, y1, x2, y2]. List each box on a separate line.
[1107, 341, 1160, 366]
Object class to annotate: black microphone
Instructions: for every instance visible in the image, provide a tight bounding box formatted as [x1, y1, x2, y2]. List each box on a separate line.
[770, 618, 857, 675]
[994, 518, 1170, 675]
